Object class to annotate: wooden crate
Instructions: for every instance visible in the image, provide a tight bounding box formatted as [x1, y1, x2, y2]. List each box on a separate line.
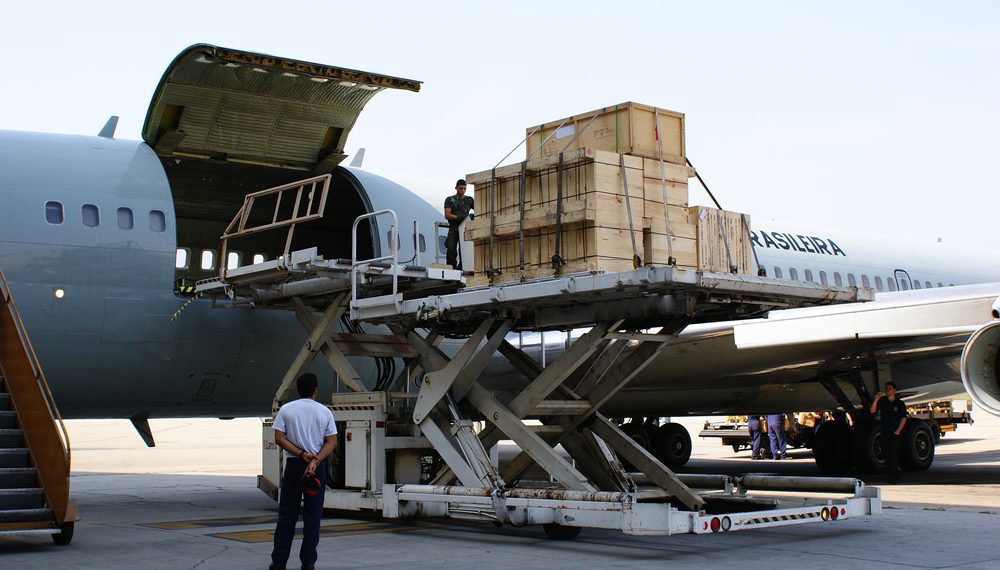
[526, 102, 685, 164]
[689, 206, 754, 274]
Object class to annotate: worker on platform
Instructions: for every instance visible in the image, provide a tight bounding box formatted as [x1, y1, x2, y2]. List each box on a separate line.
[748, 414, 764, 459]
[444, 178, 474, 270]
[870, 381, 908, 484]
[270, 373, 338, 570]
[766, 413, 788, 459]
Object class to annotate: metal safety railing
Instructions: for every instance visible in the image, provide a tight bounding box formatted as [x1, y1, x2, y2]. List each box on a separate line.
[351, 209, 400, 313]
[219, 174, 331, 279]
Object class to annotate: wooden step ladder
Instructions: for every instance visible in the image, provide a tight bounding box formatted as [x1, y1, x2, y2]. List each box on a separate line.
[0, 268, 76, 544]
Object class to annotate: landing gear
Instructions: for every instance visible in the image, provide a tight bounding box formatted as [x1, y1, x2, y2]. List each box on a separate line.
[852, 421, 885, 474]
[653, 423, 692, 469]
[812, 421, 853, 475]
[899, 419, 935, 471]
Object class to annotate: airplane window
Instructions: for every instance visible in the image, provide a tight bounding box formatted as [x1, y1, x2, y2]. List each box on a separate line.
[773, 266, 783, 279]
[789, 268, 799, 281]
[438, 235, 447, 255]
[117, 207, 134, 230]
[862, 274, 871, 288]
[834, 272, 843, 286]
[253, 254, 265, 264]
[926, 281, 932, 289]
[899, 278, 910, 291]
[887, 277, 897, 291]
[82, 204, 99, 228]
[419, 234, 427, 253]
[874, 276, 884, 291]
[819, 271, 829, 285]
[386, 231, 400, 250]
[226, 252, 241, 270]
[175, 248, 190, 269]
[149, 210, 166, 232]
[847, 273, 857, 287]
[804, 269, 814, 283]
[937, 282, 944, 288]
[200, 250, 216, 270]
[45, 201, 64, 224]
[913, 280, 922, 289]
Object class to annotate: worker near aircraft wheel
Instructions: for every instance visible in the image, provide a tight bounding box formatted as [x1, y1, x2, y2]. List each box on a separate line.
[766, 413, 788, 459]
[270, 373, 338, 570]
[748, 414, 764, 459]
[444, 178, 474, 270]
[870, 382, 908, 484]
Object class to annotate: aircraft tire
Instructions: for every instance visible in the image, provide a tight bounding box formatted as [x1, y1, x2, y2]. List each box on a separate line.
[900, 419, 935, 471]
[543, 523, 582, 540]
[852, 420, 885, 473]
[621, 422, 653, 451]
[653, 423, 692, 469]
[812, 421, 853, 475]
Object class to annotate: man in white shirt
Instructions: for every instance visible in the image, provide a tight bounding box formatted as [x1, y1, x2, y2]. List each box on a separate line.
[270, 373, 338, 570]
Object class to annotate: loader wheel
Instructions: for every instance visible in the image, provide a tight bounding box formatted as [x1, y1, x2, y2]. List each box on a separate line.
[812, 421, 853, 475]
[900, 419, 935, 471]
[653, 423, 692, 469]
[543, 523, 582, 540]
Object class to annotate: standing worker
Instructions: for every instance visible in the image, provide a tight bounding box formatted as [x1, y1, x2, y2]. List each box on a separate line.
[747, 414, 764, 459]
[766, 413, 787, 460]
[870, 381, 908, 484]
[270, 373, 338, 570]
[443, 178, 474, 270]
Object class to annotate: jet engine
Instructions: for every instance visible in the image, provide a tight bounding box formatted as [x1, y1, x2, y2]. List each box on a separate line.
[960, 321, 1000, 416]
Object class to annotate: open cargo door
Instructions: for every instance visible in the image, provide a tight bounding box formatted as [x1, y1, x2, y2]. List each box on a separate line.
[142, 44, 421, 172]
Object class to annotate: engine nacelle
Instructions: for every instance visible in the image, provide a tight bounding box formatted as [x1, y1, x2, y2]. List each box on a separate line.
[960, 321, 1000, 416]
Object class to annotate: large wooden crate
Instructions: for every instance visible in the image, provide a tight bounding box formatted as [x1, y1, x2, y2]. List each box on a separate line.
[525, 102, 685, 164]
[689, 206, 754, 274]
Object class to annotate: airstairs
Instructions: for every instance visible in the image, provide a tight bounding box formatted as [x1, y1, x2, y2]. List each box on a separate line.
[0, 268, 76, 544]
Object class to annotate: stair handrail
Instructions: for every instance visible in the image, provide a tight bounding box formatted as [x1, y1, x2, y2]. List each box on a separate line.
[0, 266, 72, 522]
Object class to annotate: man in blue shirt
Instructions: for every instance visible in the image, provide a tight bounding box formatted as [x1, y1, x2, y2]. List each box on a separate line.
[270, 373, 338, 570]
[870, 382, 908, 484]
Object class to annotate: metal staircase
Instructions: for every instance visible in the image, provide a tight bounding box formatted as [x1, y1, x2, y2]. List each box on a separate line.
[0, 268, 76, 544]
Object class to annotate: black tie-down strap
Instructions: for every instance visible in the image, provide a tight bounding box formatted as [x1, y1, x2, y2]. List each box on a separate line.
[551, 152, 567, 272]
[486, 167, 501, 280]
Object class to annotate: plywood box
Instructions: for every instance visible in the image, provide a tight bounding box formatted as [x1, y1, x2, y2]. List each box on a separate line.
[689, 206, 754, 274]
[526, 102, 685, 164]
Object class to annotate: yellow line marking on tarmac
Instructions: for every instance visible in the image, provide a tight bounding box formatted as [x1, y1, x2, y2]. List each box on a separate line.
[210, 521, 427, 543]
[142, 514, 276, 530]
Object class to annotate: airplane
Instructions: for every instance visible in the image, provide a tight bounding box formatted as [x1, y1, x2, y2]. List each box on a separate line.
[2, 44, 1000, 478]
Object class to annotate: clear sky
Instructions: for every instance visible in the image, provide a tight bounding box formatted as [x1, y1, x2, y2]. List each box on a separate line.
[2, 1, 997, 246]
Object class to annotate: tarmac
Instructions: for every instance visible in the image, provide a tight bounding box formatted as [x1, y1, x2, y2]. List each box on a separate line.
[1, 412, 999, 569]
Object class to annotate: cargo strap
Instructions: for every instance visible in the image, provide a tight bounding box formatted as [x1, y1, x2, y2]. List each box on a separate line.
[487, 167, 498, 280]
[717, 210, 738, 274]
[653, 108, 676, 266]
[552, 110, 607, 273]
[742, 213, 765, 276]
[686, 158, 723, 210]
[619, 154, 642, 269]
[518, 161, 527, 271]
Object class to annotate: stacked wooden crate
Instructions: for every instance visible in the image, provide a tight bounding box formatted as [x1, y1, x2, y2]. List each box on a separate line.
[463, 102, 753, 285]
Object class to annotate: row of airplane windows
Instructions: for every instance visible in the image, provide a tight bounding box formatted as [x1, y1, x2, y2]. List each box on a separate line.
[45, 200, 167, 232]
[176, 231, 444, 271]
[771, 266, 952, 291]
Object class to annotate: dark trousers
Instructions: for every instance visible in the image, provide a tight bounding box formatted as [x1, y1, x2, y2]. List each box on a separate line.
[882, 431, 902, 482]
[272, 458, 326, 568]
[445, 226, 461, 269]
[766, 414, 787, 458]
[748, 417, 762, 458]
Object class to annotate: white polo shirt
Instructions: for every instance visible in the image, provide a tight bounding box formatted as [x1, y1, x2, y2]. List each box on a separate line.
[273, 398, 337, 455]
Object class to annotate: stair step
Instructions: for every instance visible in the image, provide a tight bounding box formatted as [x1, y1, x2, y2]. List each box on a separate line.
[0, 467, 38, 489]
[0, 428, 23, 448]
[0, 488, 45, 510]
[0, 411, 16, 429]
[0, 507, 53, 523]
[0, 448, 30, 468]
[0, 393, 10, 410]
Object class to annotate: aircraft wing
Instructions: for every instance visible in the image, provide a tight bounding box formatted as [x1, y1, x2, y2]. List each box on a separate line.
[141, 44, 420, 171]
